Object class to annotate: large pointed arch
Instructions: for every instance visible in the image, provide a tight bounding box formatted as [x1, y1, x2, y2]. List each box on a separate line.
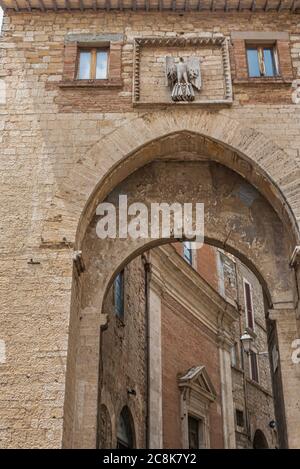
[62, 117, 300, 449]
[49, 111, 299, 248]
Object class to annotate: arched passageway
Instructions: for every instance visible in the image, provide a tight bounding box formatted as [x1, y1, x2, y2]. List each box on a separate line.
[253, 429, 269, 449]
[62, 131, 300, 449]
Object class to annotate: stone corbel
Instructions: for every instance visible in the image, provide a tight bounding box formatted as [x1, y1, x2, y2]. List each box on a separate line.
[291, 80, 300, 105]
[73, 250, 85, 276]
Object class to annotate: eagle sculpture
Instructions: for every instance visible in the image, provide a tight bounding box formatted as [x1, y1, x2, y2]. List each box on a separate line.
[165, 56, 202, 102]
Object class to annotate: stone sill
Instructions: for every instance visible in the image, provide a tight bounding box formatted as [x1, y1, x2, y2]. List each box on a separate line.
[59, 79, 123, 89]
[133, 99, 233, 107]
[246, 378, 273, 398]
[233, 77, 293, 86]
[231, 365, 244, 374]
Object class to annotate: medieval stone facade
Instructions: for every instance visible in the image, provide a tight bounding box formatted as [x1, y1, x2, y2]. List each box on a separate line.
[0, 4, 299, 449]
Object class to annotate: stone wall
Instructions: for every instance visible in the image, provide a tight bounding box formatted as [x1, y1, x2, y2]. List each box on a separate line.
[100, 256, 147, 448]
[219, 252, 277, 448]
[0, 9, 299, 448]
[184, 244, 277, 447]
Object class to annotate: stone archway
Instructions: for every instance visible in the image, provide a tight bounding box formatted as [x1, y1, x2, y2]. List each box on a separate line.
[48, 111, 299, 249]
[253, 429, 269, 449]
[62, 125, 300, 449]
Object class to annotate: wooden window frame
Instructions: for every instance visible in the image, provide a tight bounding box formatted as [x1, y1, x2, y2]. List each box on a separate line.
[243, 279, 255, 331]
[61, 36, 123, 88]
[231, 32, 294, 85]
[246, 43, 279, 78]
[77, 47, 109, 80]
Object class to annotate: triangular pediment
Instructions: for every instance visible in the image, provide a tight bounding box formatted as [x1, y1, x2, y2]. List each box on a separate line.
[178, 365, 217, 401]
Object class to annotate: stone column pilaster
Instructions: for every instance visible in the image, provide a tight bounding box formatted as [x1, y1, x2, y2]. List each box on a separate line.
[218, 333, 236, 449]
[148, 267, 164, 449]
[269, 306, 300, 449]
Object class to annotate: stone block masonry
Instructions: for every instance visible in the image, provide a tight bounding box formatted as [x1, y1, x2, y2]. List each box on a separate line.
[0, 10, 299, 448]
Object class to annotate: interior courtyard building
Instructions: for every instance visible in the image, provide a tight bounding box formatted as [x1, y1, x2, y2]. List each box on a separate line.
[0, 0, 300, 449]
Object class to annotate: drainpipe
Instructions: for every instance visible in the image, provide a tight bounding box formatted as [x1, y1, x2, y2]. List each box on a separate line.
[142, 253, 151, 449]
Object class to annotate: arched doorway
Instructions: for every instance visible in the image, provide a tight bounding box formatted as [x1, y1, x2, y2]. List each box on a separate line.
[253, 429, 269, 449]
[62, 131, 300, 449]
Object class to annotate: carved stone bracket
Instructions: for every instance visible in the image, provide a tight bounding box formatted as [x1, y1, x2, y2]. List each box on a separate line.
[133, 35, 233, 106]
[73, 250, 85, 275]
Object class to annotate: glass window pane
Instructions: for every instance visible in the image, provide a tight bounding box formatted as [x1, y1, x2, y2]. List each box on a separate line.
[96, 51, 108, 79]
[78, 51, 91, 79]
[247, 48, 260, 77]
[263, 48, 276, 77]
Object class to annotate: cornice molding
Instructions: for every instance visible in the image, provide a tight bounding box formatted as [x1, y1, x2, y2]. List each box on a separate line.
[149, 244, 238, 337]
[1, 0, 299, 13]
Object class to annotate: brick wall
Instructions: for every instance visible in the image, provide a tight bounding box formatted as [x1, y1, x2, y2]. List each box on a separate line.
[100, 256, 147, 448]
[161, 292, 223, 449]
[0, 9, 299, 448]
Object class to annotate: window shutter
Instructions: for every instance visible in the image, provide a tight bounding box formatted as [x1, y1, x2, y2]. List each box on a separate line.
[244, 282, 254, 329]
[114, 270, 124, 319]
[250, 351, 259, 383]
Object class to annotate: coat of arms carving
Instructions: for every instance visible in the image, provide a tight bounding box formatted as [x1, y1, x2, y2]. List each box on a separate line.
[165, 56, 202, 102]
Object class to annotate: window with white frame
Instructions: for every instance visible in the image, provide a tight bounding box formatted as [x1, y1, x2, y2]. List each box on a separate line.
[243, 279, 255, 330]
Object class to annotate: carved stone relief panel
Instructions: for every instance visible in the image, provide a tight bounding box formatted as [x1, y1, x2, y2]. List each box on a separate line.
[133, 36, 233, 106]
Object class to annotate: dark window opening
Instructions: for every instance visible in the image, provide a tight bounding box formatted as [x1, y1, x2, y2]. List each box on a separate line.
[188, 415, 205, 449]
[117, 407, 135, 449]
[250, 350, 259, 383]
[236, 409, 245, 428]
[114, 270, 124, 320]
[244, 281, 254, 330]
